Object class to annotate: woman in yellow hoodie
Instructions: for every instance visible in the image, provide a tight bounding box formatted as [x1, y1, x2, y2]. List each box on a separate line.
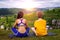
[31, 11, 47, 36]
[31, 11, 55, 36]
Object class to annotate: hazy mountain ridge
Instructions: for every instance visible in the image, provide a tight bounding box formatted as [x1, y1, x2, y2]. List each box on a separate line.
[0, 7, 60, 16]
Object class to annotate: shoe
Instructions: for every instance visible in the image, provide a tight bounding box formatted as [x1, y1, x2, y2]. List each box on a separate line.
[9, 34, 14, 39]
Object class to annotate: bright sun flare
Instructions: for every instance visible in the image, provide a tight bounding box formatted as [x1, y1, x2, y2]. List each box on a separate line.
[19, 0, 37, 11]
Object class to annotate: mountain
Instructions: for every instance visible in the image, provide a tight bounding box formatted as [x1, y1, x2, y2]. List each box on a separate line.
[36, 7, 60, 11]
[0, 7, 60, 16]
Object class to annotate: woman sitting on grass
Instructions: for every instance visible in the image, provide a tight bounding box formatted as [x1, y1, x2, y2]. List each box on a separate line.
[10, 11, 30, 37]
[31, 11, 55, 36]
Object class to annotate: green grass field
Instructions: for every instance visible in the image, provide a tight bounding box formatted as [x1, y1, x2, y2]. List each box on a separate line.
[0, 29, 60, 40]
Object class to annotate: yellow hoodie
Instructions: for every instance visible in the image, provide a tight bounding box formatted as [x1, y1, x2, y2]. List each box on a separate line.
[34, 18, 47, 36]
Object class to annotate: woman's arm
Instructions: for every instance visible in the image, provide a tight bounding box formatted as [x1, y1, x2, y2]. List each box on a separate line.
[13, 20, 17, 28]
[25, 19, 29, 28]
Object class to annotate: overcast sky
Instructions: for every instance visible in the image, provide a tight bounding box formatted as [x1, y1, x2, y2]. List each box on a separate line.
[0, 0, 60, 8]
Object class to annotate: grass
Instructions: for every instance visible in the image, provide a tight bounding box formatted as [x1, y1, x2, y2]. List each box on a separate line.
[0, 29, 60, 40]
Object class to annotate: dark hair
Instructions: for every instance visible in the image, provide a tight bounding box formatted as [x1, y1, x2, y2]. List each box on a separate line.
[17, 11, 24, 19]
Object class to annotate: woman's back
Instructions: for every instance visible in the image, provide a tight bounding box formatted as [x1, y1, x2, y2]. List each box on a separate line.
[34, 19, 47, 36]
[16, 18, 27, 33]
[11, 11, 30, 37]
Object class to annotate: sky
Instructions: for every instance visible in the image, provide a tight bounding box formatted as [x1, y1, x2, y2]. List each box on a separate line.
[0, 0, 60, 8]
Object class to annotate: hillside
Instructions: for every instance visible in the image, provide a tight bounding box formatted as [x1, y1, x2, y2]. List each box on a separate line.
[0, 7, 60, 16]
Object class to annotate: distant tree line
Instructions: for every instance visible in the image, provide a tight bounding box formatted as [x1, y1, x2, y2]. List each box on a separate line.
[44, 8, 60, 29]
[0, 8, 21, 16]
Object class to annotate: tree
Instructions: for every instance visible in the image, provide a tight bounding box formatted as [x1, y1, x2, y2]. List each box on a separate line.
[44, 8, 60, 28]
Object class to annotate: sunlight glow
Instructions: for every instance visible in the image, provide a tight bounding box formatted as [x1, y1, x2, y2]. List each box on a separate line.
[19, 0, 37, 11]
